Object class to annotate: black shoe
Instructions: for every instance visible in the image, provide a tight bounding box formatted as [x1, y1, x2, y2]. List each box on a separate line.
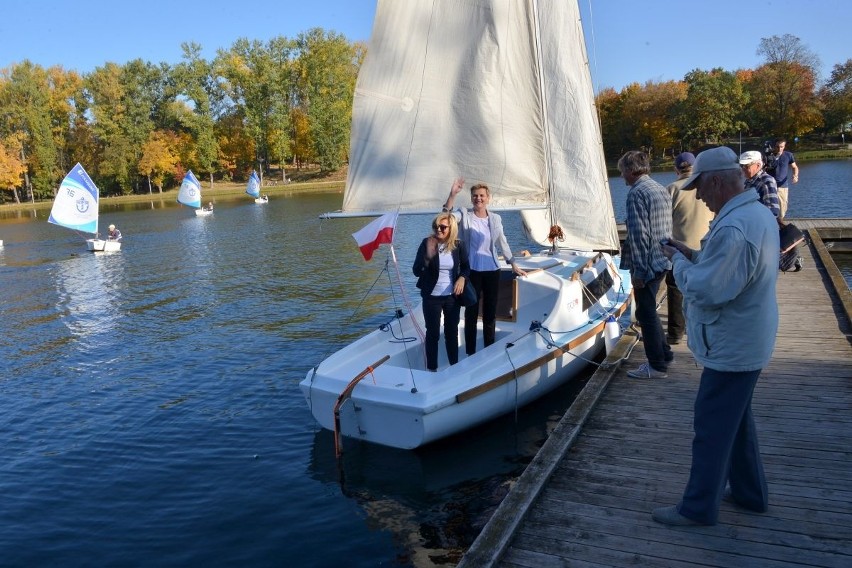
[667, 335, 681, 345]
[793, 257, 804, 272]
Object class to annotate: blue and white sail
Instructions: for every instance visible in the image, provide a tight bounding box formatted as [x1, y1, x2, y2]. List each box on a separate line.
[48, 163, 100, 234]
[245, 170, 261, 199]
[177, 170, 202, 208]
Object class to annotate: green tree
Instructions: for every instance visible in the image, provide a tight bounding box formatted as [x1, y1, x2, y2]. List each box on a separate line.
[596, 87, 631, 159]
[217, 38, 290, 180]
[86, 60, 166, 194]
[819, 59, 852, 136]
[172, 43, 222, 187]
[679, 68, 749, 145]
[45, 66, 86, 174]
[0, 61, 59, 200]
[294, 28, 359, 171]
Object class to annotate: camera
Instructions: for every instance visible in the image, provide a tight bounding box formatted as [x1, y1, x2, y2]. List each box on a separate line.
[763, 140, 777, 174]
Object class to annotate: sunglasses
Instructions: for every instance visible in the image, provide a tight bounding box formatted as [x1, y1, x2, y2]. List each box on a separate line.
[434, 224, 449, 231]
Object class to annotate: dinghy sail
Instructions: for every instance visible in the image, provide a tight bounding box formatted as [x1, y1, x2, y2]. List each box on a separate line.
[245, 170, 267, 203]
[48, 163, 120, 252]
[177, 170, 211, 216]
[302, 0, 631, 450]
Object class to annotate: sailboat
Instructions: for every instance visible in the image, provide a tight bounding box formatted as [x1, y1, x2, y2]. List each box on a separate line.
[300, 0, 633, 450]
[48, 163, 121, 252]
[177, 170, 211, 216]
[245, 170, 267, 204]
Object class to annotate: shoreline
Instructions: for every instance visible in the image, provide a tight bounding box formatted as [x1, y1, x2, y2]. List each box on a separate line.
[0, 180, 345, 212]
[4, 149, 850, 212]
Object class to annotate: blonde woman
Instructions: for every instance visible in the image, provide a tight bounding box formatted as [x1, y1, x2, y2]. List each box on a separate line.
[443, 178, 526, 355]
[413, 213, 471, 371]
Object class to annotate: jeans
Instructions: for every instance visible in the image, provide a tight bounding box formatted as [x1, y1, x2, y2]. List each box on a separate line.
[665, 270, 685, 341]
[678, 368, 768, 525]
[464, 269, 500, 355]
[633, 272, 672, 371]
[422, 294, 461, 370]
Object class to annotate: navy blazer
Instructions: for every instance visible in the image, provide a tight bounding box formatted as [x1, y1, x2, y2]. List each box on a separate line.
[413, 239, 471, 298]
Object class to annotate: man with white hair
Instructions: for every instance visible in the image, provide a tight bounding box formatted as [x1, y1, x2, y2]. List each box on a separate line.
[738, 150, 780, 218]
[653, 146, 779, 526]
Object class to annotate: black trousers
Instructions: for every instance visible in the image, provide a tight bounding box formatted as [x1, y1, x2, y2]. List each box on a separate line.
[422, 294, 460, 370]
[665, 270, 685, 341]
[464, 269, 500, 355]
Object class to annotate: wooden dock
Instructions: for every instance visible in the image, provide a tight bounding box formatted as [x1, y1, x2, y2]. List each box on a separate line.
[460, 224, 852, 567]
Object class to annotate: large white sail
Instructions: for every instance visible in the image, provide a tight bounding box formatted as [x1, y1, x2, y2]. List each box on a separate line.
[340, 0, 619, 250]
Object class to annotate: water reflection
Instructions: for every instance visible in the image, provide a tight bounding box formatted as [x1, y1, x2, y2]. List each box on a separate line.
[307, 371, 590, 566]
[53, 252, 126, 342]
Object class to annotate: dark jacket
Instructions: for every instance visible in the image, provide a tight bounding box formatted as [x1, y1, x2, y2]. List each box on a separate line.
[413, 239, 470, 298]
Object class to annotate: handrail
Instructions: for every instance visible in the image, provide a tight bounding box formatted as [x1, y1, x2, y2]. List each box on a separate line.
[333, 355, 391, 457]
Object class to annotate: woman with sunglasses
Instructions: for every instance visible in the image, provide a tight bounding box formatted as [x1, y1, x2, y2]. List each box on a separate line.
[442, 177, 527, 356]
[413, 213, 470, 372]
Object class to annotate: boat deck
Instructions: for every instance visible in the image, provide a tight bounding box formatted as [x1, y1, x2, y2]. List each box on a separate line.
[459, 224, 852, 567]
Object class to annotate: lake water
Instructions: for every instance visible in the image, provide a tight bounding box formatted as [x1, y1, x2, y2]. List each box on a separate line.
[0, 159, 849, 566]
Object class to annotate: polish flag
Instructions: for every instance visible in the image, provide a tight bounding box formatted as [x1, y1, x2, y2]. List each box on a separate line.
[352, 212, 398, 261]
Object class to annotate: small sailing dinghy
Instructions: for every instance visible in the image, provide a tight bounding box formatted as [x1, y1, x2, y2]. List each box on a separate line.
[177, 170, 211, 216]
[300, 0, 632, 451]
[48, 163, 121, 252]
[245, 171, 268, 204]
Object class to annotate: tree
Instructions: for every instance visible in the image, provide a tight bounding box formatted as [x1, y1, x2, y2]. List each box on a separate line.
[217, 37, 293, 180]
[0, 134, 26, 202]
[679, 68, 749, 145]
[86, 60, 166, 194]
[630, 80, 688, 157]
[46, 66, 86, 174]
[819, 59, 852, 136]
[216, 111, 256, 180]
[749, 34, 822, 136]
[596, 87, 632, 159]
[172, 43, 222, 187]
[138, 130, 180, 193]
[294, 28, 359, 171]
[0, 61, 59, 201]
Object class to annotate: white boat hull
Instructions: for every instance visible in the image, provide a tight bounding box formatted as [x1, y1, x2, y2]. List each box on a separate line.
[86, 239, 121, 252]
[301, 250, 632, 450]
[195, 208, 213, 217]
[254, 197, 268, 204]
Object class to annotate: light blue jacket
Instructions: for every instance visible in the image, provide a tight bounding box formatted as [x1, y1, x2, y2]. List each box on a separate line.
[451, 207, 516, 268]
[672, 191, 779, 371]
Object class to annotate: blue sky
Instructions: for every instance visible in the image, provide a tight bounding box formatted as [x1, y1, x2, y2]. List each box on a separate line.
[1, 0, 848, 91]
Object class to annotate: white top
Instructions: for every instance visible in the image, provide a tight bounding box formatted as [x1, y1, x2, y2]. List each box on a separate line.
[468, 215, 499, 271]
[431, 250, 454, 296]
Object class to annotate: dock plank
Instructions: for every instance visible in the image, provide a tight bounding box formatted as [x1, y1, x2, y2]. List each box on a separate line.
[460, 226, 852, 567]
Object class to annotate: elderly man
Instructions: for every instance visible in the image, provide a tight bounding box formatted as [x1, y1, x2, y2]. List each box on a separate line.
[652, 146, 779, 526]
[618, 150, 673, 379]
[739, 150, 780, 218]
